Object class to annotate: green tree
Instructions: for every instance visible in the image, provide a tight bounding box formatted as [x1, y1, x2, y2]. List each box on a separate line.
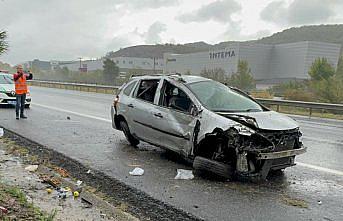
[200, 68, 227, 83]
[229, 60, 255, 91]
[336, 56, 343, 79]
[308, 58, 335, 81]
[0, 30, 8, 55]
[309, 75, 343, 103]
[103, 58, 119, 84]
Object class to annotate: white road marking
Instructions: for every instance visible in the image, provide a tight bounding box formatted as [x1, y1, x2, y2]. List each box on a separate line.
[32, 103, 112, 123]
[296, 162, 343, 176]
[33, 102, 343, 176]
[302, 136, 342, 146]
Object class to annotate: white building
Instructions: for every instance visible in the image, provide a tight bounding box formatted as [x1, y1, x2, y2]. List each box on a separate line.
[58, 57, 164, 73]
[164, 41, 341, 87]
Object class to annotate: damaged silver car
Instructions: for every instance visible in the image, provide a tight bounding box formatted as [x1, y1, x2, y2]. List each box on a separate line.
[111, 75, 306, 180]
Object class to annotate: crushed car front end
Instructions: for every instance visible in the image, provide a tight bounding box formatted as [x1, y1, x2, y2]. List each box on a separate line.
[193, 110, 306, 181]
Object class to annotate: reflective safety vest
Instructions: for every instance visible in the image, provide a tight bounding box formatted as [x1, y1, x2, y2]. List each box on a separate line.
[14, 74, 28, 95]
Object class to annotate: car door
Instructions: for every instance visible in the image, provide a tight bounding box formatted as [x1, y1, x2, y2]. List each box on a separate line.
[116, 80, 139, 129]
[128, 78, 162, 143]
[150, 79, 198, 156]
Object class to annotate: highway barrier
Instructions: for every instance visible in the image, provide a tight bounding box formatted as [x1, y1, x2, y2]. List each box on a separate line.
[28, 80, 343, 118]
[28, 80, 118, 94]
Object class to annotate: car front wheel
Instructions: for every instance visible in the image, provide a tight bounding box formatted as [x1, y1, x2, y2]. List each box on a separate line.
[120, 120, 139, 147]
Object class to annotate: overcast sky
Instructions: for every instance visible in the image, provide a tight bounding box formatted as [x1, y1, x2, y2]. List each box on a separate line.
[1, 0, 343, 64]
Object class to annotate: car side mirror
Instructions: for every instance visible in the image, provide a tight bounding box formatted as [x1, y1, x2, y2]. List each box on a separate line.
[190, 105, 201, 116]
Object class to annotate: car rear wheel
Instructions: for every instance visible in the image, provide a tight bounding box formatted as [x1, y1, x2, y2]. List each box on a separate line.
[120, 120, 139, 147]
[193, 156, 233, 180]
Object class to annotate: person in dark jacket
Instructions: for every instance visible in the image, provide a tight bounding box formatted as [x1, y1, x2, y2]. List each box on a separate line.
[13, 65, 33, 119]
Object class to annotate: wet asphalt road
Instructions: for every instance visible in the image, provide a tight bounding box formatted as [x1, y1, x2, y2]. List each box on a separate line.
[1, 86, 342, 221]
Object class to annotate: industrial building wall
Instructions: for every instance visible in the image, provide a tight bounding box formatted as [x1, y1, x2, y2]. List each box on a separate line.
[304, 41, 341, 75]
[59, 57, 164, 72]
[164, 52, 209, 75]
[268, 42, 308, 80]
[164, 44, 239, 75]
[60, 60, 103, 72]
[111, 57, 164, 71]
[238, 44, 273, 80]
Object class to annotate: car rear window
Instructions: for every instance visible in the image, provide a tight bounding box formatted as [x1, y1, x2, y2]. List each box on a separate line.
[123, 81, 137, 96]
[136, 79, 160, 103]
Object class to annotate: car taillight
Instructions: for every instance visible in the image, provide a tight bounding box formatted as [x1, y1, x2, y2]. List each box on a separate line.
[113, 96, 119, 106]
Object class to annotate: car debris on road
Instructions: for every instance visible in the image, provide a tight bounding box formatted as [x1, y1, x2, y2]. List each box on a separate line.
[25, 164, 38, 172]
[129, 167, 144, 176]
[174, 169, 194, 180]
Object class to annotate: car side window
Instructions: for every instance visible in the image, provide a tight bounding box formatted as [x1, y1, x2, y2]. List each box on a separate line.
[136, 79, 159, 103]
[159, 81, 193, 113]
[123, 81, 137, 96]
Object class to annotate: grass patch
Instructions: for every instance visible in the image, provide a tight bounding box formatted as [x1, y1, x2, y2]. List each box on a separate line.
[0, 183, 57, 220]
[281, 195, 308, 208]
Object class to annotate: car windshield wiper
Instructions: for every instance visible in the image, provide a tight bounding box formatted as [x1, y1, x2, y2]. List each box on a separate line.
[212, 109, 239, 113]
[245, 108, 262, 112]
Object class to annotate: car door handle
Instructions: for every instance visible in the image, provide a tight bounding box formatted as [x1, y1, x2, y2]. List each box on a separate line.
[153, 113, 163, 118]
[128, 104, 134, 108]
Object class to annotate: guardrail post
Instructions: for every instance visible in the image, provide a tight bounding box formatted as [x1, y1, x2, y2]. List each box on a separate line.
[309, 108, 312, 118]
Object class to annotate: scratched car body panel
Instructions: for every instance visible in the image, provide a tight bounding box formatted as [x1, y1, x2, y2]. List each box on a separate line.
[111, 75, 306, 180]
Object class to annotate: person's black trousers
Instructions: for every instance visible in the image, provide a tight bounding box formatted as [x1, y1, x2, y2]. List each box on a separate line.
[15, 93, 26, 116]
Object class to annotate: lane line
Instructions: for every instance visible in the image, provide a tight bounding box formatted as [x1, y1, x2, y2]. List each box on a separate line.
[33, 102, 343, 176]
[302, 136, 342, 146]
[32, 103, 112, 123]
[296, 162, 343, 176]
[297, 119, 343, 129]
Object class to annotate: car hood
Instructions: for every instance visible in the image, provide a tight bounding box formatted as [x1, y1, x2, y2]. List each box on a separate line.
[217, 111, 299, 131]
[0, 84, 14, 92]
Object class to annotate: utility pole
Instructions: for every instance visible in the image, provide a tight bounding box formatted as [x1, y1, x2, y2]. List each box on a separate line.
[78, 57, 82, 71]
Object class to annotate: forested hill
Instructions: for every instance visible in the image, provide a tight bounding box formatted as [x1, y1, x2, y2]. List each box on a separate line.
[107, 24, 343, 58]
[255, 24, 343, 46]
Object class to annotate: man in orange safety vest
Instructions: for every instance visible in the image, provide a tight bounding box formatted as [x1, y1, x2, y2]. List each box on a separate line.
[13, 65, 33, 120]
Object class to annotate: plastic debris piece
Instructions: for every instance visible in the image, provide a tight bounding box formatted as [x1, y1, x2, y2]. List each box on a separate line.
[73, 191, 80, 197]
[0, 128, 4, 137]
[318, 200, 322, 205]
[25, 165, 38, 172]
[86, 170, 91, 174]
[54, 167, 70, 177]
[0, 206, 8, 214]
[64, 187, 71, 192]
[76, 180, 83, 186]
[174, 169, 194, 180]
[67, 116, 71, 120]
[81, 197, 93, 208]
[57, 187, 73, 199]
[46, 188, 53, 194]
[129, 167, 144, 176]
[100, 213, 106, 218]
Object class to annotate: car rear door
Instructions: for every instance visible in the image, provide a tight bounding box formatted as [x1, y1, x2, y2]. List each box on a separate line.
[128, 78, 162, 144]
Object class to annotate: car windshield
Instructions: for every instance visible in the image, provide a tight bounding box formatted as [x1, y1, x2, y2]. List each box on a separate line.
[187, 80, 263, 112]
[0, 74, 13, 84]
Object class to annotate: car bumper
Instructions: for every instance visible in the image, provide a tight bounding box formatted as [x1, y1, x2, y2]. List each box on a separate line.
[0, 97, 32, 105]
[256, 146, 307, 160]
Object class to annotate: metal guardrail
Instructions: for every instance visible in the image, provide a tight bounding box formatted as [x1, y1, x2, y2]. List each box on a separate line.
[256, 98, 343, 116]
[28, 80, 119, 94]
[28, 80, 343, 117]
[28, 80, 119, 89]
